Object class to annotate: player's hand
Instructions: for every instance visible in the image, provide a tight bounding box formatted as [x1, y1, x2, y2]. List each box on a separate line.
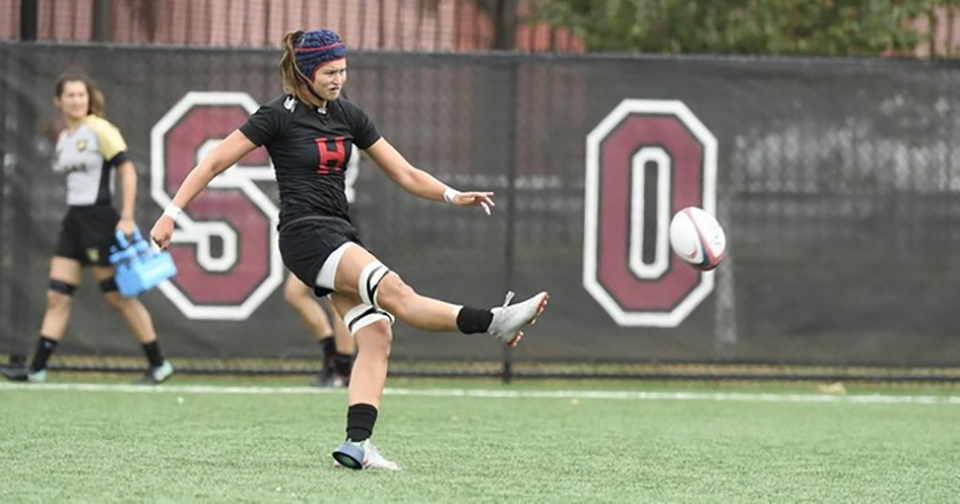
[452, 191, 496, 215]
[151, 217, 175, 250]
[116, 217, 137, 236]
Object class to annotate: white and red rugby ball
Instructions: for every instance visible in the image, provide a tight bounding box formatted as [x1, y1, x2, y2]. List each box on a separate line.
[669, 207, 726, 271]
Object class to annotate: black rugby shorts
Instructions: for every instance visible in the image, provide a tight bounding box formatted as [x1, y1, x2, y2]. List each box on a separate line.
[279, 216, 366, 297]
[54, 205, 121, 266]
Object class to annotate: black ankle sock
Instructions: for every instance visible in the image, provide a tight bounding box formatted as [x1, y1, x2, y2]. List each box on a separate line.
[334, 353, 353, 377]
[346, 403, 378, 442]
[456, 306, 493, 334]
[31, 336, 59, 372]
[320, 337, 336, 360]
[142, 341, 165, 367]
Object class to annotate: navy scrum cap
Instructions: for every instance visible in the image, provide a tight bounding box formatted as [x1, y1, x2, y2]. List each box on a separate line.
[295, 29, 347, 81]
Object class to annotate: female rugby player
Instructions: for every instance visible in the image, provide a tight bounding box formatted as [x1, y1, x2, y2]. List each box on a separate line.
[151, 30, 547, 470]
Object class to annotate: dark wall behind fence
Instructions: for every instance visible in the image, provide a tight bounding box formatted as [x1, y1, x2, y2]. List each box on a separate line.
[2, 43, 959, 367]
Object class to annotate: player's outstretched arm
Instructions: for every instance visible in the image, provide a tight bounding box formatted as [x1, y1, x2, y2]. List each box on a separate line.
[151, 130, 257, 249]
[365, 138, 495, 215]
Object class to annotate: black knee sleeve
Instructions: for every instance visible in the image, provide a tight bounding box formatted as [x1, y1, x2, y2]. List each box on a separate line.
[99, 277, 118, 293]
[48, 280, 77, 296]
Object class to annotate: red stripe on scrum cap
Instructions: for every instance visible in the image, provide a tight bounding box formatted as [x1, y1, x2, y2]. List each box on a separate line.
[294, 41, 344, 52]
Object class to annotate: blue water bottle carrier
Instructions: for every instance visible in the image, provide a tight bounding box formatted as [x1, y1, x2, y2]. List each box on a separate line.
[109, 228, 178, 297]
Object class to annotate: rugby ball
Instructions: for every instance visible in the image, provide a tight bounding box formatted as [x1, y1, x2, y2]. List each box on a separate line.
[669, 207, 726, 271]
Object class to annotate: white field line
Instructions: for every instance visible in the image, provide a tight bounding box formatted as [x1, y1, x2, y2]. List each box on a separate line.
[0, 382, 958, 405]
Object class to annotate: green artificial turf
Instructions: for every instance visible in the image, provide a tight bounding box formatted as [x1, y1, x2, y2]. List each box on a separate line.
[1, 378, 958, 503]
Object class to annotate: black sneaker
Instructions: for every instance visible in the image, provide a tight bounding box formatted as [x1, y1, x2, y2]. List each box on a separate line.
[138, 360, 174, 384]
[310, 365, 348, 388]
[1, 366, 45, 382]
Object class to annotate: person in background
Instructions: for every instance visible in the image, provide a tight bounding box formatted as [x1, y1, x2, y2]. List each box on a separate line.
[284, 271, 355, 387]
[1, 69, 174, 385]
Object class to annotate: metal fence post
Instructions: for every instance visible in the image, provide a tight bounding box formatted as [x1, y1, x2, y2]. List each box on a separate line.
[9, 44, 34, 365]
[20, 0, 38, 41]
[502, 59, 519, 384]
[493, 0, 517, 50]
[93, 0, 112, 42]
[0, 44, 6, 362]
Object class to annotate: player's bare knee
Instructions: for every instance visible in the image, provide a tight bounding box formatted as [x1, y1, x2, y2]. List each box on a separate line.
[376, 274, 416, 315]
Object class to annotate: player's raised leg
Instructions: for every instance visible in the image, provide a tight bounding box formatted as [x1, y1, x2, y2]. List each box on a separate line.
[332, 244, 548, 346]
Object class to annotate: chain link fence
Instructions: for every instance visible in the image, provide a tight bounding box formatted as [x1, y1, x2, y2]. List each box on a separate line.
[3, 42, 960, 382]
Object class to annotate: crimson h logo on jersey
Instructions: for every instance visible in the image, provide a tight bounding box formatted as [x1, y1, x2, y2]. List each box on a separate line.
[316, 136, 347, 174]
[583, 99, 718, 327]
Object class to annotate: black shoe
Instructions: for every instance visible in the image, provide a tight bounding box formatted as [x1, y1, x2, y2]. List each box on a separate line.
[1, 365, 44, 382]
[310, 366, 348, 388]
[137, 360, 174, 384]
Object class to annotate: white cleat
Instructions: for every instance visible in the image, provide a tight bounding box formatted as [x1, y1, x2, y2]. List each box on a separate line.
[332, 439, 400, 471]
[487, 291, 549, 347]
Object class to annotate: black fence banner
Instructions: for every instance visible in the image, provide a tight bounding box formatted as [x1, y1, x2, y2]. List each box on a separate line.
[2, 43, 959, 367]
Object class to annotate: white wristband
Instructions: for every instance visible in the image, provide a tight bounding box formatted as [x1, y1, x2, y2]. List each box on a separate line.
[163, 204, 182, 222]
[443, 188, 460, 204]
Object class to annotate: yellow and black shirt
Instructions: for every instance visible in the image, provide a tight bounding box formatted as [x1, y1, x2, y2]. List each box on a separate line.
[53, 115, 129, 206]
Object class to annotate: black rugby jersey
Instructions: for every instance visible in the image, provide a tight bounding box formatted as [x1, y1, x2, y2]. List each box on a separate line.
[239, 95, 380, 224]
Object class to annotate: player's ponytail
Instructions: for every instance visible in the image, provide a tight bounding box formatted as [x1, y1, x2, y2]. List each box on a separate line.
[279, 31, 304, 98]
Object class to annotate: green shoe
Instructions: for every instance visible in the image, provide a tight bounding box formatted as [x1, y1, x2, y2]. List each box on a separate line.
[28, 369, 47, 383]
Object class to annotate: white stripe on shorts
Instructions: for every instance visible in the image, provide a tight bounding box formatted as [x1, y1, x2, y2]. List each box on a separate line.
[315, 242, 355, 291]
